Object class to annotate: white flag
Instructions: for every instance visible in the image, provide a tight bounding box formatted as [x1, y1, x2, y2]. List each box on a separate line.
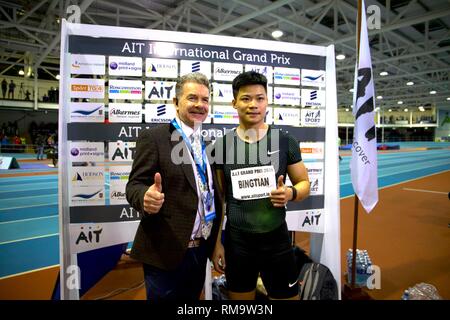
[350, 0, 378, 213]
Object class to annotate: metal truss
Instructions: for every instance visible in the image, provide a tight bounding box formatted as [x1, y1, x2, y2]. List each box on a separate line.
[0, 0, 448, 110]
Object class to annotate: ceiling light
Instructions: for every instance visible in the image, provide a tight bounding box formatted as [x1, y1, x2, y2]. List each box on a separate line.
[376, 95, 383, 99]
[404, 108, 408, 112]
[406, 81, 414, 86]
[447, 97, 450, 101]
[56, 74, 60, 80]
[18, 70, 24, 75]
[397, 101, 403, 105]
[429, 90, 436, 94]
[388, 109, 392, 112]
[418, 106, 425, 112]
[349, 88, 354, 93]
[379, 71, 388, 76]
[336, 54, 346, 60]
[271, 30, 283, 38]
[345, 108, 349, 112]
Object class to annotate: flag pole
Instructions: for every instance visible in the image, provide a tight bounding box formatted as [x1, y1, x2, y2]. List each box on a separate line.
[351, 195, 359, 288]
[350, 0, 363, 290]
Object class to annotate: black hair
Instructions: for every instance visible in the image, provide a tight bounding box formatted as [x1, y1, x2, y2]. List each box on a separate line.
[232, 71, 267, 99]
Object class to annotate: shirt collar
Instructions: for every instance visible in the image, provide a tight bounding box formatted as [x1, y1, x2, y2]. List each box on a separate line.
[174, 115, 202, 139]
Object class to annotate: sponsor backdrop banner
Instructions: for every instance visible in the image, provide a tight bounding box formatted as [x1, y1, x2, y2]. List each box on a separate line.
[59, 21, 339, 299]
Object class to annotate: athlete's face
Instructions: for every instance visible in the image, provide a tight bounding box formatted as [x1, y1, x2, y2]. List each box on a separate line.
[175, 82, 210, 128]
[232, 84, 268, 127]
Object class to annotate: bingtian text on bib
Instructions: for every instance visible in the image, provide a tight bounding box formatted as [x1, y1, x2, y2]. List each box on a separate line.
[231, 165, 276, 200]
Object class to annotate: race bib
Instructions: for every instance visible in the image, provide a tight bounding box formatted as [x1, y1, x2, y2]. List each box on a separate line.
[231, 165, 276, 200]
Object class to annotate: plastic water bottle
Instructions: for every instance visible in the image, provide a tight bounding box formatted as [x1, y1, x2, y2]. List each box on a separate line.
[402, 290, 410, 300]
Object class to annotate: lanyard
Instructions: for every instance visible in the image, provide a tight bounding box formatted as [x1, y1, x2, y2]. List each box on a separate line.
[171, 119, 209, 189]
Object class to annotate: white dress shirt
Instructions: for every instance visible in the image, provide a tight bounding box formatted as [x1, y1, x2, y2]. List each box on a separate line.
[174, 116, 213, 240]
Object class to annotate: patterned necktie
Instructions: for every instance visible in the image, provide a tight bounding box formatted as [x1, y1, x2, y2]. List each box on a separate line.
[191, 132, 204, 169]
[191, 132, 212, 239]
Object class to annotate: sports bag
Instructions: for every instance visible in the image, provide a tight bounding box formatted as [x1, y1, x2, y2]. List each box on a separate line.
[298, 262, 339, 300]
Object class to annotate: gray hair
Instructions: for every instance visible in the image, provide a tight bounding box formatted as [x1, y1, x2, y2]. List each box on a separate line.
[175, 72, 210, 100]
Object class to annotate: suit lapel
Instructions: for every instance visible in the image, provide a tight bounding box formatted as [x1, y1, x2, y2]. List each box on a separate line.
[169, 123, 197, 192]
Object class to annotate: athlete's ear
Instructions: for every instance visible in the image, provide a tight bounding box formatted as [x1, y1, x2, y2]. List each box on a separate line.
[232, 99, 236, 109]
[173, 97, 178, 109]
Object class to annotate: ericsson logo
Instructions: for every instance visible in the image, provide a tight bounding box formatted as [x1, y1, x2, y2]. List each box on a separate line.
[310, 90, 317, 100]
[192, 62, 201, 72]
[157, 104, 166, 116]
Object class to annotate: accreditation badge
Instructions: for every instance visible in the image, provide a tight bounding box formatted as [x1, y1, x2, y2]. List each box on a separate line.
[230, 165, 276, 200]
[202, 190, 216, 222]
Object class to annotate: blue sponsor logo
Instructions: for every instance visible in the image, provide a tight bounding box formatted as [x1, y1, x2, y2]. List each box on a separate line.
[73, 190, 103, 199]
[304, 74, 324, 81]
[71, 106, 102, 116]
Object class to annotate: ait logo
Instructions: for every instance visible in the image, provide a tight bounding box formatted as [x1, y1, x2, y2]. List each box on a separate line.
[192, 62, 200, 72]
[278, 114, 283, 121]
[71, 106, 102, 116]
[157, 104, 166, 116]
[218, 89, 224, 97]
[147, 83, 174, 100]
[149, 64, 157, 73]
[310, 90, 317, 100]
[76, 226, 103, 245]
[73, 190, 103, 199]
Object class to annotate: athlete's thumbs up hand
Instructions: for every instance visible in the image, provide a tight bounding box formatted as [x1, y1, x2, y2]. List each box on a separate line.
[270, 175, 289, 208]
[143, 172, 165, 214]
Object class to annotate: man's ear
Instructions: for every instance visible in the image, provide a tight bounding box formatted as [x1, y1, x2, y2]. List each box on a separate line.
[232, 99, 237, 109]
[173, 97, 178, 109]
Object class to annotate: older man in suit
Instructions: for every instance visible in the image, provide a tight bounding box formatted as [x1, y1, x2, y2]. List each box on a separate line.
[126, 72, 221, 301]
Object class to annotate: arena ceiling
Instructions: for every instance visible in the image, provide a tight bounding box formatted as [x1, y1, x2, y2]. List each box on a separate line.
[1, 0, 449, 110]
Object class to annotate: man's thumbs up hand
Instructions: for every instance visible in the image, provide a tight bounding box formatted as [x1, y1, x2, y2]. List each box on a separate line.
[143, 172, 165, 214]
[270, 175, 289, 208]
